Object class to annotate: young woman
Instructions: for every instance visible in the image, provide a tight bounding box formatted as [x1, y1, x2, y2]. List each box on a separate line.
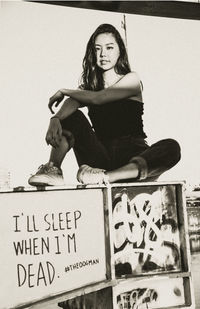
[28, 23, 181, 186]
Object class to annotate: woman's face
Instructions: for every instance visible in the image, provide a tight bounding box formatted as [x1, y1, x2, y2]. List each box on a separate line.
[94, 32, 120, 71]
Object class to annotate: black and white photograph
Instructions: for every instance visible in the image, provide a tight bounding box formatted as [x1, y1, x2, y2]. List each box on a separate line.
[0, 1, 200, 308]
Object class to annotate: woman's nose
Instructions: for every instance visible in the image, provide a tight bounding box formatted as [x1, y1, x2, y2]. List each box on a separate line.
[100, 48, 106, 57]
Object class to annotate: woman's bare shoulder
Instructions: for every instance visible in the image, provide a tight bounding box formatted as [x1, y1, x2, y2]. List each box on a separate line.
[125, 71, 143, 102]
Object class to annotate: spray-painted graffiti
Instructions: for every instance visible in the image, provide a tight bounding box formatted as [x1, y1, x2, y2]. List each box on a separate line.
[117, 288, 158, 309]
[112, 187, 181, 276]
[187, 206, 200, 253]
[116, 279, 184, 309]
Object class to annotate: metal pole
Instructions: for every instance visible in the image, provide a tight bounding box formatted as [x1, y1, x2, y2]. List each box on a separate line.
[121, 14, 128, 49]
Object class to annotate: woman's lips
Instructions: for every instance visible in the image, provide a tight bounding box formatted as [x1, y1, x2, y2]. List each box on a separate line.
[100, 60, 109, 64]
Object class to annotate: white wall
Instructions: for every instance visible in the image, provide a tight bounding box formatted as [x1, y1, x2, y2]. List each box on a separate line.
[0, 1, 200, 187]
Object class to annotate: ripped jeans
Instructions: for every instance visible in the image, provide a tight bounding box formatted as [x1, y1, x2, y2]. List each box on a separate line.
[61, 110, 181, 181]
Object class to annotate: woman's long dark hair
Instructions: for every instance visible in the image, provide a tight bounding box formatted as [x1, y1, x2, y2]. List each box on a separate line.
[80, 24, 131, 91]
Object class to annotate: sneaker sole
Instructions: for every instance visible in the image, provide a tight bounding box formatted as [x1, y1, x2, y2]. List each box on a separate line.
[28, 175, 65, 187]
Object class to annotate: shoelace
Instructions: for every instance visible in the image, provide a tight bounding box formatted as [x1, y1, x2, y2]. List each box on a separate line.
[37, 164, 58, 174]
[77, 165, 109, 185]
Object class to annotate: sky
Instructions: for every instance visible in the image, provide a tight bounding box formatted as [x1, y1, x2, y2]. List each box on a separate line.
[0, 1, 200, 188]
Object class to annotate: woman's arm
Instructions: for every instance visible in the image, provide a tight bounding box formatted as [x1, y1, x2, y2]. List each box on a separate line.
[63, 72, 141, 105]
[48, 72, 142, 112]
[52, 97, 81, 119]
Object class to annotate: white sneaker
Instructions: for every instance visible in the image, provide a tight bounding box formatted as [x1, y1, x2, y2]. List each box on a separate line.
[28, 162, 65, 186]
[77, 164, 109, 185]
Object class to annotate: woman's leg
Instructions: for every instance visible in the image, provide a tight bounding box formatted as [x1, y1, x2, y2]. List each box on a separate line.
[49, 132, 74, 168]
[29, 110, 111, 186]
[107, 162, 139, 182]
[107, 138, 181, 182]
[44, 110, 111, 169]
[77, 136, 148, 184]
[60, 110, 111, 170]
[28, 134, 70, 186]
[137, 138, 181, 181]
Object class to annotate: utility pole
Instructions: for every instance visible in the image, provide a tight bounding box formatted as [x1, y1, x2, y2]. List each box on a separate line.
[121, 14, 128, 50]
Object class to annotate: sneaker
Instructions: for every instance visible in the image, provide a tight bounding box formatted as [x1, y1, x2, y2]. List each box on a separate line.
[28, 162, 65, 186]
[77, 164, 109, 185]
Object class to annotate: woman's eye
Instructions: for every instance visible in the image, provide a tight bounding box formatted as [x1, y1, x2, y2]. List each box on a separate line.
[107, 46, 113, 50]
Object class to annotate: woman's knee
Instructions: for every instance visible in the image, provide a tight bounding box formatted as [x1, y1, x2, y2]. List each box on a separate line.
[61, 110, 92, 133]
[61, 110, 85, 127]
[164, 138, 181, 164]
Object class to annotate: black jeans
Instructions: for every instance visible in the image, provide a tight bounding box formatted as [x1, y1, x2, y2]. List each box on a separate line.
[61, 111, 181, 181]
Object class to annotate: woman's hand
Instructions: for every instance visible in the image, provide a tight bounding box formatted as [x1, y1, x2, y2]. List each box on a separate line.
[48, 90, 65, 114]
[45, 117, 62, 148]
